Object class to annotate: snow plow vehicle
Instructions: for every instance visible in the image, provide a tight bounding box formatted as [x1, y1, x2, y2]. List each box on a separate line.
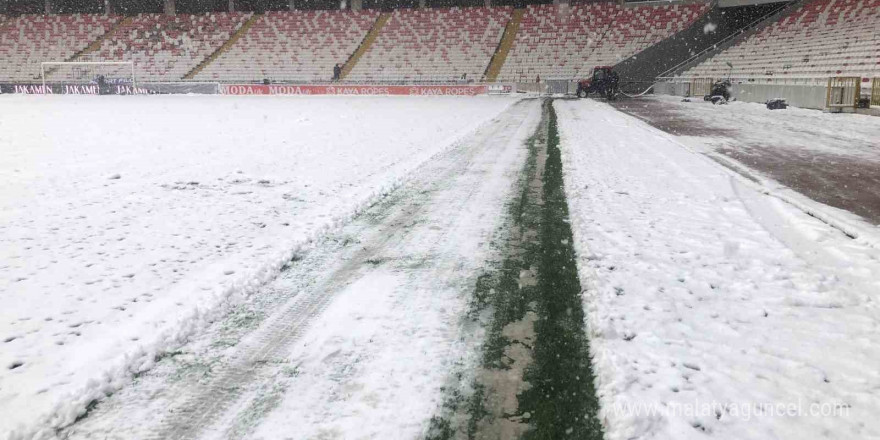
[703, 79, 732, 104]
[576, 66, 620, 100]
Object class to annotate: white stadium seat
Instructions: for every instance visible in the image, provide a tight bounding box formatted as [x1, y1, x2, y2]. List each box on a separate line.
[498, 3, 708, 82]
[683, 0, 880, 79]
[0, 14, 120, 81]
[195, 9, 378, 83]
[346, 6, 513, 83]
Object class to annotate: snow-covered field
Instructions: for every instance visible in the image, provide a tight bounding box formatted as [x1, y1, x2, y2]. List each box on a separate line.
[615, 95, 880, 226]
[648, 94, 880, 161]
[35, 98, 541, 440]
[556, 99, 880, 439]
[4, 93, 879, 440]
[0, 95, 518, 437]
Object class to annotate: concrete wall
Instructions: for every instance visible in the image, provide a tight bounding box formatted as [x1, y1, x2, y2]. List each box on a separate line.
[732, 83, 827, 109]
[654, 80, 828, 109]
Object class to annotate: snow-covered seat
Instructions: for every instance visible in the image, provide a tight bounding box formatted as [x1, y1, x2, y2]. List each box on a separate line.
[85, 12, 252, 82]
[0, 14, 120, 82]
[683, 0, 880, 80]
[498, 2, 707, 82]
[195, 9, 378, 83]
[346, 6, 513, 83]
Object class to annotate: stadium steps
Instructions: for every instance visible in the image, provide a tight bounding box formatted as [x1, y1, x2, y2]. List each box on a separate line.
[183, 13, 261, 80]
[484, 8, 524, 82]
[660, 0, 804, 78]
[69, 16, 132, 62]
[37, 16, 132, 81]
[340, 12, 391, 81]
[610, 2, 796, 91]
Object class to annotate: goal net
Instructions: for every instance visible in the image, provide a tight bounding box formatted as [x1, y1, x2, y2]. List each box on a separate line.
[41, 61, 136, 91]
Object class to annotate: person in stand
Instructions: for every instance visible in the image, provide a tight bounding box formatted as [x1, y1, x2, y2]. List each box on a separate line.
[333, 63, 342, 82]
[535, 74, 540, 83]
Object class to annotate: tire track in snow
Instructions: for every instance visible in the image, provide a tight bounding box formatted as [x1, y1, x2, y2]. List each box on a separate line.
[131, 99, 543, 440]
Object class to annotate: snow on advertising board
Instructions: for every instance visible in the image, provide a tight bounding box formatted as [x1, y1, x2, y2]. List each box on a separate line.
[0, 83, 488, 96]
[221, 84, 490, 96]
[0, 83, 157, 95]
[0, 83, 220, 95]
[488, 84, 514, 94]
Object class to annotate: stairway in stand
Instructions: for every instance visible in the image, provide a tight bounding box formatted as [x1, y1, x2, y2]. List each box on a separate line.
[340, 12, 391, 81]
[484, 8, 524, 82]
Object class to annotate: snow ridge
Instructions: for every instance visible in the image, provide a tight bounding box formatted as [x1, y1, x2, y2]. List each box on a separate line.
[6, 97, 520, 440]
[705, 152, 880, 248]
[555, 99, 880, 440]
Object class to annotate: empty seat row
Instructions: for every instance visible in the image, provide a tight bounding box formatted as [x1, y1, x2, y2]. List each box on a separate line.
[0, 4, 713, 84]
[683, 0, 880, 79]
[0, 14, 119, 81]
[195, 9, 378, 82]
[346, 6, 513, 82]
[83, 12, 253, 82]
[497, 2, 708, 82]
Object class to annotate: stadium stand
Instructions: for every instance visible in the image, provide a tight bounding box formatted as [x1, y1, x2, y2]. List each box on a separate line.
[195, 10, 378, 83]
[85, 12, 252, 82]
[0, 14, 119, 81]
[497, 2, 708, 82]
[683, 0, 880, 78]
[345, 6, 513, 82]
[0, 3, 720, 85]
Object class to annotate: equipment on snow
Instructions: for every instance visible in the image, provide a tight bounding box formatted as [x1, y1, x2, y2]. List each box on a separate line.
[576, 66, 619, 101]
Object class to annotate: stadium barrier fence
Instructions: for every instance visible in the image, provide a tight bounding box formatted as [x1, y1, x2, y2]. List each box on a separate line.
[871, 78, 880, 108]
[219, 84, 491, 96]
[690, 77, 714, 98]
[0, 83, 156, 95]
[0, 82, 219, 95]
[826, 77, 860, 109]
[654, 76, 876, 111]
[515, 82, 551, 95]
[0, 80, 549, 97]
[0, 82, 525, 97]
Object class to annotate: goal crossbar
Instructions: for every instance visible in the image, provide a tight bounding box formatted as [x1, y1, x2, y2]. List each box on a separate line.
[41, 61, 136, 90]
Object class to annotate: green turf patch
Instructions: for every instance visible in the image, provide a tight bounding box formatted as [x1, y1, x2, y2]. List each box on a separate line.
[426, 99, 603, 440]
[516, 100, 603, 440]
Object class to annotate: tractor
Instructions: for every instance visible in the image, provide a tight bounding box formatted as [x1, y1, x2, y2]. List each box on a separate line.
[576, 66, 619, 100]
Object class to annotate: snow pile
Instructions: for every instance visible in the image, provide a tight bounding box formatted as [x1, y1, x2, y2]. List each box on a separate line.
[555, 100, 880, 439]
[0, 95, 518, 438]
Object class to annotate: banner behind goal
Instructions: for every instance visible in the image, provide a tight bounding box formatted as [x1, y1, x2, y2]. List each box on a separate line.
[41, 61, 136, 90]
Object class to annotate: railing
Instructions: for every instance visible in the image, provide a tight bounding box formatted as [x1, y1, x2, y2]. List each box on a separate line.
[826, 77, 861, 109]
[691, 77, 713, 97]
[657, 75, 831, 86]
[224, 75, 487, 85]
[872, 78, 880, 108]
[655, 0, 794, 79]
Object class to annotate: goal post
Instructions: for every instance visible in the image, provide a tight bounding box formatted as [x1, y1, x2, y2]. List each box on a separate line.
[40, 61, 136, 91]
